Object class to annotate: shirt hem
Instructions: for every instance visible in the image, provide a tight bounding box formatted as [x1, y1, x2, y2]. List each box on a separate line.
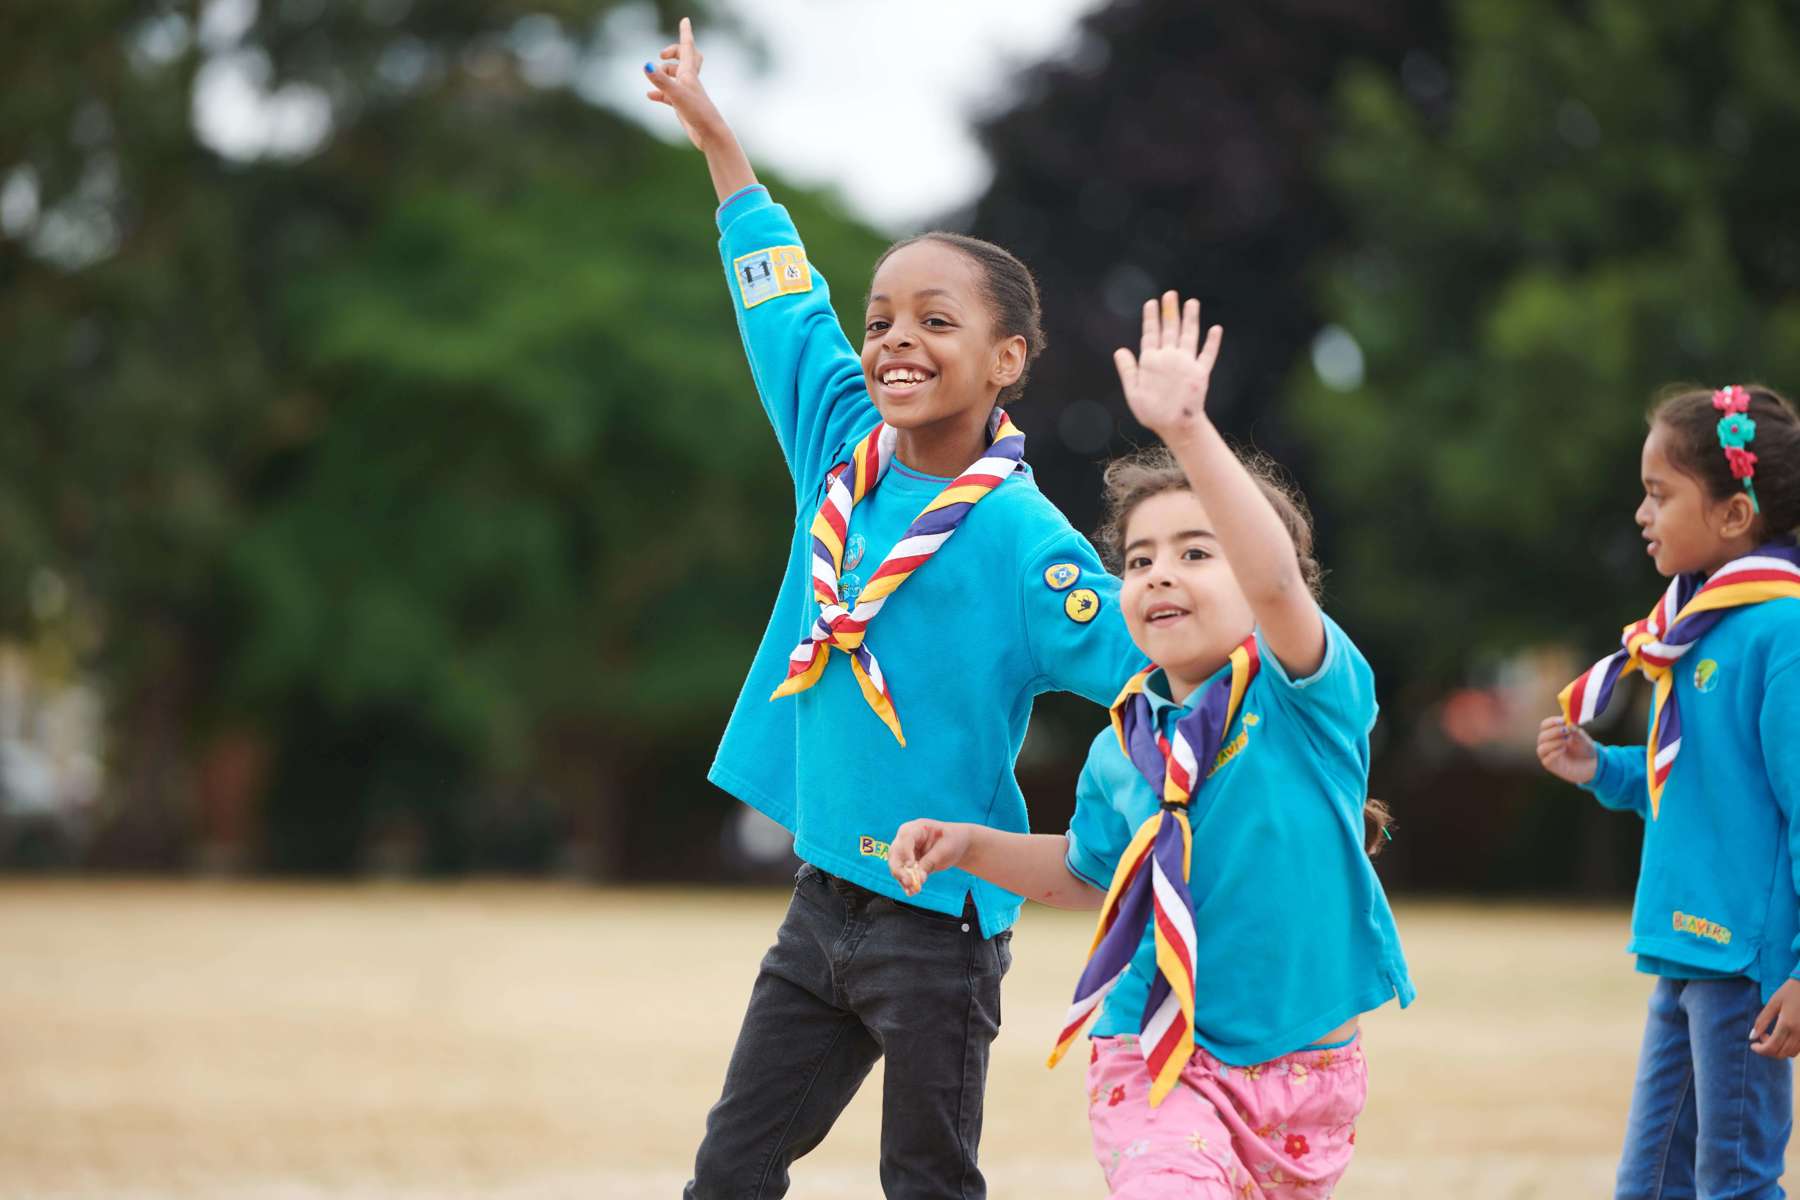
[1092, 979, 1407, 1068]
[792, 837, 1023, 939]
[706, 762, 796, 832]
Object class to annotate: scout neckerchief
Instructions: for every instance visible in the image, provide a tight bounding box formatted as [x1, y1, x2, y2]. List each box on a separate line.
[771, 408, 1026, 745]
[1047, 636, 1260, 1107]
[1559, 541, 1800, 818]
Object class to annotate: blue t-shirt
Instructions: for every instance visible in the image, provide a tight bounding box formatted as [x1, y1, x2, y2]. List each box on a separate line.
[1065, 616, 1415, 1065]
[706, 185, 1143, 937]
[1582, 597, 1800, 1002]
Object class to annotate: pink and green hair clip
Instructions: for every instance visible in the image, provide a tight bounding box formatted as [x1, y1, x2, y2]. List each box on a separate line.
[1713, 385, 1760, 513]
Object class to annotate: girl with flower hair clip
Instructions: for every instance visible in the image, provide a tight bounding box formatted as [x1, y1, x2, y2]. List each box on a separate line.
[1540, 382, 1800, 1197]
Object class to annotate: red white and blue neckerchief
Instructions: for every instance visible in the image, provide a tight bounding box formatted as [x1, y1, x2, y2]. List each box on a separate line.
[1047, 636, 1260, 1107]
[770, 409, 1026, 745]
[1559, 542, 1800, 818]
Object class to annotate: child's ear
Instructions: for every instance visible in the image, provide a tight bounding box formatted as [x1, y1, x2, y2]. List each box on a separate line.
[1718, 491, 1759, 539]
[990, 334, 1028, 392]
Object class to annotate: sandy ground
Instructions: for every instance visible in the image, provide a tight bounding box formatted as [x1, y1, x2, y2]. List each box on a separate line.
[0, 881, 1793, 1199]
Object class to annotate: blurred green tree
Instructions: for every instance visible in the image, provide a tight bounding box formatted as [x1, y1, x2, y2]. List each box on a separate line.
[0, 1, 884, 874]
[1288, 0, 1800, 892]
[961, 0, 1446, 539]
[1297, 0, 1800, 683]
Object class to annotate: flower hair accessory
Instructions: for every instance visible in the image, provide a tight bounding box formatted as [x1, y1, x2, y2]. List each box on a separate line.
[1712, 385, 1760, 513]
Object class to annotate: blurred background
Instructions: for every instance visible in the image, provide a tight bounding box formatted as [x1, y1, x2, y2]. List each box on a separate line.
[4, 0, 1800, 1194]
[14, 0, 1800, 891]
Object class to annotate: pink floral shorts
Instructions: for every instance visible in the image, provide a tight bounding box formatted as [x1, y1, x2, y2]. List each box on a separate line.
[1085, 1033, 1367, 1198]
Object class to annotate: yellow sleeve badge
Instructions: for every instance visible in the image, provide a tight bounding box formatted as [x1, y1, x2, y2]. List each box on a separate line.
[734, 245, 813, 309]
[1043, 562, 1081, 591]
[1064, 588, 1100, 624]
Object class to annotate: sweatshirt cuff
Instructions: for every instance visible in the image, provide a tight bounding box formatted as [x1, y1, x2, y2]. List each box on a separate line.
[715, 184, 772, 231]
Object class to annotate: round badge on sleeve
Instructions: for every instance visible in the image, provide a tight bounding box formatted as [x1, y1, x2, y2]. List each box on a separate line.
[1064, 587, 1100, 624]
[1044, 562, 1081, 591]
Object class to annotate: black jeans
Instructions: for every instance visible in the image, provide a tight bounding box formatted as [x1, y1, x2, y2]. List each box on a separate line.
[685, 863, 1014, 1199]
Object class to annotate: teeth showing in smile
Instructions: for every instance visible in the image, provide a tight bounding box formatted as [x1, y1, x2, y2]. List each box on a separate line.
[882, 368, 929, 386]
[1146, 605, 1188, 624]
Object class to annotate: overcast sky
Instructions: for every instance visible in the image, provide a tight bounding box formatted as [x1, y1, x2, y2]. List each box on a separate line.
[187, 0, 1109, 234]
[591, 1, 1109, 230]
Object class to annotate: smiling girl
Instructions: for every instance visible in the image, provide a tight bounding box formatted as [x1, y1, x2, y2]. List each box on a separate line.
[890, 293, 1412, 1198]
[645, 21, 1141, 1199]
[1541, 384, 1800, 1199]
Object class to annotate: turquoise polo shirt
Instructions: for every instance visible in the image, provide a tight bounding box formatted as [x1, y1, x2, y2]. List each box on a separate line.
[1065, 615, 1415, 1065]
[706, 185, 1143, 937]
[1582, 597, 1800, 1002]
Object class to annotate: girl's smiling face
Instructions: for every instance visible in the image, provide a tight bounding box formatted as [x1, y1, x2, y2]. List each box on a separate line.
[860, 240, 1023, 434]
[1119, 488, 1256, 698]
[1637, 420, 1758, 577]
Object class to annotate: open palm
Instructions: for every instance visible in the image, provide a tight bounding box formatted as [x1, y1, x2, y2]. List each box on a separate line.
[1113, 290, 1224, 438]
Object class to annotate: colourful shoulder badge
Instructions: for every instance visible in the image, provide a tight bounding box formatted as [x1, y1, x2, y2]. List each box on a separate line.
[1064, 587, 1100, 624]
[1043, 562, 1081, 591]
[734, 245, 813, 309]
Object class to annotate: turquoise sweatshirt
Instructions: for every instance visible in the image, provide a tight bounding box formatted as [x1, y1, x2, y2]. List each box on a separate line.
[1584, 597, 1800, 1001]
[706, 185, 1142, 937]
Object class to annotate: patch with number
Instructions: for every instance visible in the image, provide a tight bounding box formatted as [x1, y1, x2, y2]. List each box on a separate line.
[734, 245, 813, 309]
[1043, 562, 1081, 591]
[1064, 587, 1100, 624]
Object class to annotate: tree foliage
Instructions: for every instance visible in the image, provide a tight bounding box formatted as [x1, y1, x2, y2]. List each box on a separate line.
[1295, 0, 1800, 685]
[0, 1, 885, 872]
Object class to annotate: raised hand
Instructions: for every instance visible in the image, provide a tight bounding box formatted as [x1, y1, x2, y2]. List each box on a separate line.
[1536, 717, 1598, 785]
[1113, 290, 1225, 441]
[643, 17, 719, 152]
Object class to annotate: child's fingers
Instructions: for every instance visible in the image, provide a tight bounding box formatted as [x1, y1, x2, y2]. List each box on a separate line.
[1196, 324, 1224, 376]
[1140, 298, 1158, 358]
[679, 16, 701, 72]
[1178, 298, 1201, 355]
[1160, 291, 1179, 349]
[1751, 996, 1780, 1044]
[1112, 348, 1137, 394]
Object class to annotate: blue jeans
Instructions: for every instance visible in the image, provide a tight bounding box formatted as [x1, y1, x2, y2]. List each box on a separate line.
[1616, 976, 1793, 1199]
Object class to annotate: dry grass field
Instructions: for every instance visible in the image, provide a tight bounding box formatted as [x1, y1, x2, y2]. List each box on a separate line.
[1, 881, 1796, 1199]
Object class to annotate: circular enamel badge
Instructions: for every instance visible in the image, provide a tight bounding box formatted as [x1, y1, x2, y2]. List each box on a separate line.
[1043, 562, 1081, 591]
[844, 533, 867, 571]
[1064, 588, 1100, 624]
[1693, 658, 1719, 693]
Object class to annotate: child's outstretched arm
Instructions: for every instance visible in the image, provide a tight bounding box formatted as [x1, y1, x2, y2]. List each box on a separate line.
[642, 18, 755, 203]
[1114, 291, 1324, 676]
[888, 820, 1103, 910]
[642, 19, 875, 499]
